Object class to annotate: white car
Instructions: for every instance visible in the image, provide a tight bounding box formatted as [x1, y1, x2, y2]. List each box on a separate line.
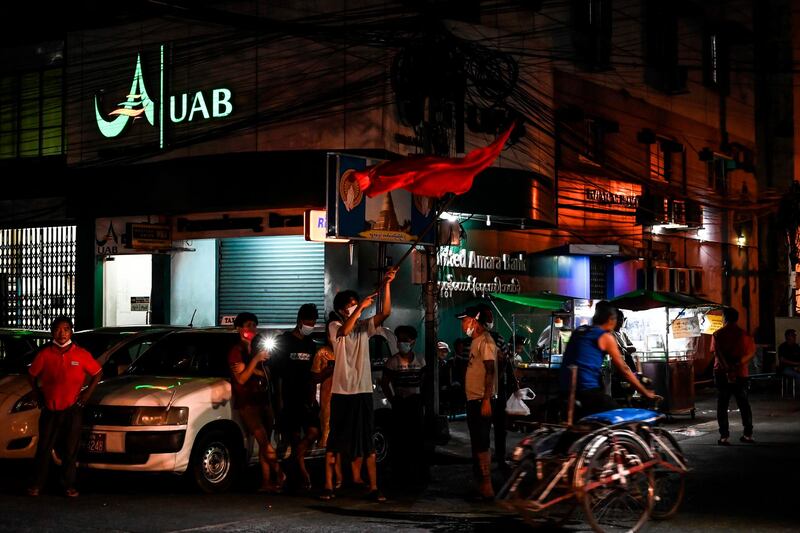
[0, 327, 176, 460]
[81, 328, 254, 493]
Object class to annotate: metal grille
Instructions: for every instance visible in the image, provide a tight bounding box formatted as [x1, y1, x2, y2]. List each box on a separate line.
[218, 235, 324, 327]
[0, 226, 76, 329]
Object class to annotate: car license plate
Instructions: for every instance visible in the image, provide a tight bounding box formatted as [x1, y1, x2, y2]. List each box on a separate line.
[86, 432, 106, 453]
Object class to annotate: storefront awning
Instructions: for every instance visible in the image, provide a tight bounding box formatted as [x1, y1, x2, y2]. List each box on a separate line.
[611, 289, 720, 311]
[490, 291, 575, 311]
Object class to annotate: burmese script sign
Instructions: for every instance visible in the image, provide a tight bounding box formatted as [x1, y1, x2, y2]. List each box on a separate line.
[439, 274, 521, 298]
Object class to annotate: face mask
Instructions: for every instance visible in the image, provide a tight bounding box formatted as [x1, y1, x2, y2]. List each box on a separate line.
[53, 339, 72, 349]
[345, 304, 358, 317]
[300, 324, 315, 336]
[398, 342, 412, 354]
[466, 326, 475, 337]
[486, 321, 494, 331]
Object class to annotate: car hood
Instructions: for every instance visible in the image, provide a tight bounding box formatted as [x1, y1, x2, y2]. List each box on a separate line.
[91, 375, 229, 407]
[0, 374, 31, 402]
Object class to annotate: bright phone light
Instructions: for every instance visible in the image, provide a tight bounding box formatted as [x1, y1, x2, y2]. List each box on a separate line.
[261, 336, 276, 352]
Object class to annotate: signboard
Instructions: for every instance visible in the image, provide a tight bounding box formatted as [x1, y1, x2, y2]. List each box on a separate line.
[130, 296, 150, 312]
[96, 216, 163, 256]
[327, 154, 434, 244]
[304, 210, 349, 243]
[672, 317, 701, 339]
[699, 313, 723, 335]
[92, 45, 234, 150]
[127, 223, 172, 251]
[220, 315, 236, 326]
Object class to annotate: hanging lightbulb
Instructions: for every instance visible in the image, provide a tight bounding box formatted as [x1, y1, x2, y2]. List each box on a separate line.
[486, 215, 491, 227]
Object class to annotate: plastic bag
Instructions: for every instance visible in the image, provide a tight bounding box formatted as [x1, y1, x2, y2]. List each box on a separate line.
[505, 387, 535, 416]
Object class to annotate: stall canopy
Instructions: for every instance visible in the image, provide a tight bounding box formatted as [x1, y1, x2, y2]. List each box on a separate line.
[490, 291, 575, 311]
[610, 290, 719, 311]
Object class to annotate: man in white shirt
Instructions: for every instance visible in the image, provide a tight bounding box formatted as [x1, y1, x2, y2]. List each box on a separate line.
[457, 306, 497, 500]
[321, 267, 396, 502]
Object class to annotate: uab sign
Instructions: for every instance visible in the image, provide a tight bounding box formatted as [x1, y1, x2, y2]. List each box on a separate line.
[93, 45, 233, 148]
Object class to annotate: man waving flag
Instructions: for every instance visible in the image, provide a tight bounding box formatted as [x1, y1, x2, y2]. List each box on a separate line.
[354, 124, 515, 198]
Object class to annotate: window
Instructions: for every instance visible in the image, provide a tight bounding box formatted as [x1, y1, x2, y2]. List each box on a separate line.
[649, 137, 682, 182]
[0, 67, 63, 159]
[708, 154, 735, 194]
[649, 142, 665, 182]
[703, 27, 729, 93]
[643, 1, 686, 93]
[572, 0, 613, 70]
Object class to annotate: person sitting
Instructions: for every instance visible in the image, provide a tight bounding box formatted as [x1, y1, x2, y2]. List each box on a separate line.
[777, 328, 800, 392]
[559, 302, 658, 418]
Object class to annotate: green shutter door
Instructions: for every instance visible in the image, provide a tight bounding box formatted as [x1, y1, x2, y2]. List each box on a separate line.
[218, 235, 324, 326]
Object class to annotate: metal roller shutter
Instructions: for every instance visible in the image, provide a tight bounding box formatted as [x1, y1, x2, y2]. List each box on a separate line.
[218, 235, 324, 326]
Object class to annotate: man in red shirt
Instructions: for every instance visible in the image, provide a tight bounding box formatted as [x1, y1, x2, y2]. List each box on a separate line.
[27, 316, 102, 497]
[710, 307, 755, 445]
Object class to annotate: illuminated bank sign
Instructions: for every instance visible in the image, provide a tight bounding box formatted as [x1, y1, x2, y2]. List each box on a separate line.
[93, 45, 234, 149]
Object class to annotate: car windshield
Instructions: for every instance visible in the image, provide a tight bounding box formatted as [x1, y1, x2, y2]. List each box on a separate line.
[73, 332, 136, 359]
[0, 333, 48, 374]
[127, 332, 239, 378]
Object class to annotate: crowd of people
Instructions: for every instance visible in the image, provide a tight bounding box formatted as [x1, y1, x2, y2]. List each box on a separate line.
[22, 285, 773, 502]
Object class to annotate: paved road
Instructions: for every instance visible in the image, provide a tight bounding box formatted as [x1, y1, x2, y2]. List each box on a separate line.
[0, 388, 798, 532]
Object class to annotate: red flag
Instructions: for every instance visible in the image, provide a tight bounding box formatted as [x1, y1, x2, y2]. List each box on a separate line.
[354, 124, 514, 198]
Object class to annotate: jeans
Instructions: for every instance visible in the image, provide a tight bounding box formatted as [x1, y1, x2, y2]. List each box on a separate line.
[491, 396, 507, 462]
[30, 405, 83, 490]
[715, 374, 753, 438]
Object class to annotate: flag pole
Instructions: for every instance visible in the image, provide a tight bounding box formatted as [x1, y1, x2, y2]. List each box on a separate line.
[373, 192, 457, 287]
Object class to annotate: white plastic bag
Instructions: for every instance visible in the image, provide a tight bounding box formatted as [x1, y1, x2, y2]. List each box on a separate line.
[505, 387, 535, 416]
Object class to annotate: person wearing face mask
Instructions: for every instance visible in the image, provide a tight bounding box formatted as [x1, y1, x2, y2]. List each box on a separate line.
[27, 316, 102, 498]
[475, 303, 518, 471]
[228, 312, 284, 493]
[381, 325, 426, 486]
[270, 303, 321, 490]
[456, 306, 497, 501]
[321, 267, 397, 502]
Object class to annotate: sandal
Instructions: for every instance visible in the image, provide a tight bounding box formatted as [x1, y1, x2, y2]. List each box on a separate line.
[26, 487, 40, 497]
[65, 488, 80, 498]
[717, 437, 730, 446]
[740, 435, 755, 444]
[319, 489, 336, 501]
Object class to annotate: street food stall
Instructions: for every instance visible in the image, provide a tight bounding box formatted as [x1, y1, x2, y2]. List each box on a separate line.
[610, 290, 720, 419]
[490, 291, 576, 422]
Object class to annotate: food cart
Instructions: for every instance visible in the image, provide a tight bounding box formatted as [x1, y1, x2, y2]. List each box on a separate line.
[489, 291, 576, 423]
[610, 289, 720, 419]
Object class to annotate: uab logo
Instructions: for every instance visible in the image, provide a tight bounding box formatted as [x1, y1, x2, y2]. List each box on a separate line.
[94, 45, 233, 144]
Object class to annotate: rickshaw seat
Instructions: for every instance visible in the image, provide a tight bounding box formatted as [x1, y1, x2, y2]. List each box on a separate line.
[578, 408, 662, 426]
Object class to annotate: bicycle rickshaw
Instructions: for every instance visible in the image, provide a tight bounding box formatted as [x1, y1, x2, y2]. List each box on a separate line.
[497, 366, 689, 533]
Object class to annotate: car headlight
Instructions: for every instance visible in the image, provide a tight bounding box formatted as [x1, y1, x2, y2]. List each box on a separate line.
[11, 391, 39, 413]
[131, 406, 189, 426]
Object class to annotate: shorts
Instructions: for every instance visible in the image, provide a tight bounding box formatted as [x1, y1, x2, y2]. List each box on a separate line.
[280, 403, 321, 435]
[466, 399, 491, 454]
[327, 393, 375, 458]
[238, 405, 274, 441]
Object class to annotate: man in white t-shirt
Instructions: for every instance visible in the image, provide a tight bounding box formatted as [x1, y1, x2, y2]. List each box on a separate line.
[456, 306, 497, 500]
[321, 267, 396, 502]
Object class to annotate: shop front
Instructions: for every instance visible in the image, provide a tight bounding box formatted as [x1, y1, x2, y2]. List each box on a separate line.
[611, 290, 721, 417]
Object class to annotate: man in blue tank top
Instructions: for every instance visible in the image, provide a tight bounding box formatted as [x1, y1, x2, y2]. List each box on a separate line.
[560, 302, 658, 416]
